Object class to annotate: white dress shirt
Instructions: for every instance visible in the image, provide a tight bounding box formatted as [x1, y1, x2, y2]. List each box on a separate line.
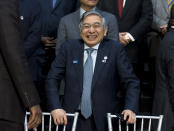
[123, 0, 126, 7]
[83, 43, 100, 72]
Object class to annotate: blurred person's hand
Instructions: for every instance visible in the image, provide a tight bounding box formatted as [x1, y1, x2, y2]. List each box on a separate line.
[122, 109, 136, 124]
[119, 32, 130, 46]
[160, 24, 168, 35]
[51, 109, 67, 125]
[41, 36, 56, 50]
[28, 105, 42, 130]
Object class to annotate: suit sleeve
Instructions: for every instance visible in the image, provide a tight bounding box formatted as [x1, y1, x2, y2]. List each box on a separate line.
[46, 44, 67, 111]
[0, 0, 40, 108]
[56, 18, 66, 55]
[116, 44, 140, 112]
[106, 14, 119, 41]
[151, 0, 169, 31]
[129, 0, 153, 40]
[24, 1, 42, 58]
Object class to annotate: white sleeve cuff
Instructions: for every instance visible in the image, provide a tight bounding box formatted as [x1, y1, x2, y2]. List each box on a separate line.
[126, 32, 135, 42]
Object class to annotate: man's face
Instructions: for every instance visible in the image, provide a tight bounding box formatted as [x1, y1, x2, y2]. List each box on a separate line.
[80, 0, 99, 10]
[80, 15, 107, 47]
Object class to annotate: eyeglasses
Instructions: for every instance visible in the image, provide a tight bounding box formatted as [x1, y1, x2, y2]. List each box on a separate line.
[81, 22, 103, 30]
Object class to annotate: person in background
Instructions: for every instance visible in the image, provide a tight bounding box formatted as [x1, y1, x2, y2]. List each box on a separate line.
[46, 11, 139, 131]
[55, 0, 119, 55]
[147, 0, 174, 90]
[19, 0, 46, 111]
[38, 0, 79, 76]
[0, 0, 42, 130]
[97, 0, 153, 114]
[152, 5, 174, 131]
[97, 0, 152, 74]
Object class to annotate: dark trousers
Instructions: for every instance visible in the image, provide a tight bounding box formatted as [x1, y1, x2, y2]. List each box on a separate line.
[0, 119, 24, 131]
[64, 113, 97, 131]
[76, 114, 97, 131]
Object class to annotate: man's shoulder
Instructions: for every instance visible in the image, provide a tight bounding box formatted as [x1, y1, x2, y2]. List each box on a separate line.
[61, 10, 79, 22]
[21, 0, 39, 6]
[20, 0, 40, 12]
[97, 9, 115, 19]
[103, 39, 122, 46]
[102, 39, 123, 51]
[61, 39, 82, 48]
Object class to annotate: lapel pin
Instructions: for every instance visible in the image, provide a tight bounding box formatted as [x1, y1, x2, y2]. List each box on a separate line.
[20, 16, 24, 20]
[73, 60, 78, 64]
[102, 60, 106, 63]
[104, 56, 108, 60]
[102, 56, 108, 63]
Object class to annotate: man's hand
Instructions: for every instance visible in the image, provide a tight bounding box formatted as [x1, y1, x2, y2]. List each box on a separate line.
[51, 109, 67, 125]
[122, 109, 136, 124]
[28, 105, 42, 130]
[119, 32, 130, 46]
[160, 24, 168, 35]
[41, 37, 56, 50]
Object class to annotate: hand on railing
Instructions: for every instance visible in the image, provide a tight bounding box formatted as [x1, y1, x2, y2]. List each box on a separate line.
[28, 105, 42, 130]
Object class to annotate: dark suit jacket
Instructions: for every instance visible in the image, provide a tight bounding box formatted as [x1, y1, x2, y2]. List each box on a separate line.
[46, 39, 140, 131]
[38, 0, 79, 38]
[152, 29, 174, 131]
[56, 8, 119, 54]
[0, 0, 40, 124]
[19, 0, 45, 82]
[97, 0, 153, 63]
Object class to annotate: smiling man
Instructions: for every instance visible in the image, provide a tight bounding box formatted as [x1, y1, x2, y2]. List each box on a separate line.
[55, 0, 118, 55]
[46, 11, 139, 131]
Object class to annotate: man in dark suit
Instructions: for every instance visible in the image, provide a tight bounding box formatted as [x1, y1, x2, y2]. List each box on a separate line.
[152, 5, 174, 131]
[38, 0, 79, 82]
[0, 0, 42, 130]
[97, 0, 152, 65]
[46, 11, 139, 131]
[19, 0, 46, 110]
[55, 0, 118, 55]
[39, 0, 79, 48]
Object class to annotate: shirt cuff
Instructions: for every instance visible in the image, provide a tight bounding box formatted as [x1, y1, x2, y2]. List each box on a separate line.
[126, 32, 135, 42]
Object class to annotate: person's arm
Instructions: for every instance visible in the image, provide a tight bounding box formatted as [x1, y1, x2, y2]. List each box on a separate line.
[56, 17, 66, 55]
[23, 1, 42, 58]
[115, 43, 140, 122]
[129, 0, 153, 40]
[0, 0, 41, 129]
[151, 0, 169, 32]
[46, 43, 67, 125]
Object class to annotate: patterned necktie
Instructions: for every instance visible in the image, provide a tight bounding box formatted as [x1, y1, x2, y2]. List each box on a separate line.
[118, 0, 123, 17]
[52, 0, 57, 8]
[81, 48, 95, 119]
[168, 0, 174, 11]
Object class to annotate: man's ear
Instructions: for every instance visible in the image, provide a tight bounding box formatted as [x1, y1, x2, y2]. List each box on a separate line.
[104, 27, 108, 36]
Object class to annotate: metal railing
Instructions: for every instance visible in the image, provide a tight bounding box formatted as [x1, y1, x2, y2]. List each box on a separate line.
[25, 112, 79, 131]
[107, 113, 163, 131]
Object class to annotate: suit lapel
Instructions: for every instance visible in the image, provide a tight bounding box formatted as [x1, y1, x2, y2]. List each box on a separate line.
[75, 40, 84, 92]
[91, 41, 106, 90]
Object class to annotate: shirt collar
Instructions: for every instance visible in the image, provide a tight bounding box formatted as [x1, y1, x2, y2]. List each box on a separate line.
[84, 43, 100, 50]
[80, 7, 96, 18]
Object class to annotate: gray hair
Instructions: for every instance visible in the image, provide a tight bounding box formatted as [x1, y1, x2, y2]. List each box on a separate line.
[79, 10, 108, 32]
